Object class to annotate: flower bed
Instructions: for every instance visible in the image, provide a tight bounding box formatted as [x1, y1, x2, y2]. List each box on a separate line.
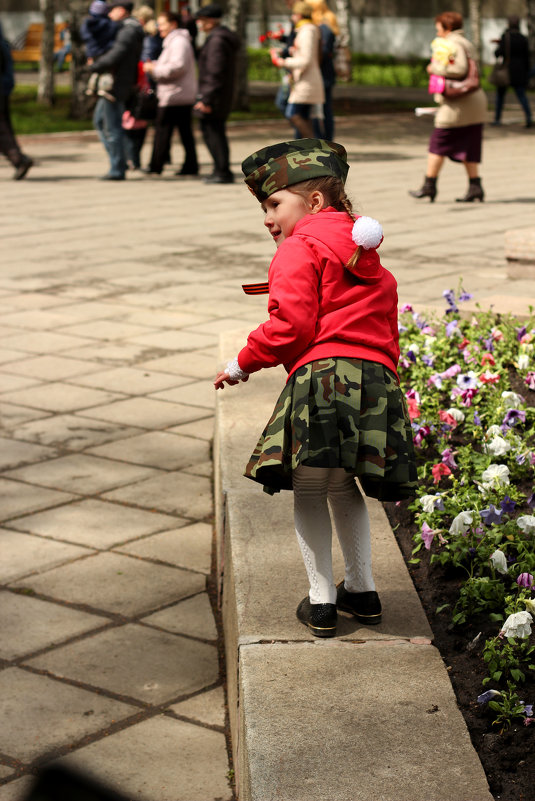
[386, 290, 534, 799]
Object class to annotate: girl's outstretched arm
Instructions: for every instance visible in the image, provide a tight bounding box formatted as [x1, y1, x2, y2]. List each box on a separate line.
[214, 358, 249, 390]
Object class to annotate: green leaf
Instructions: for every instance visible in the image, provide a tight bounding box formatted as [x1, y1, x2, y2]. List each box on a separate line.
[510, 669, 524, 683]
[492, 670, 503, 681]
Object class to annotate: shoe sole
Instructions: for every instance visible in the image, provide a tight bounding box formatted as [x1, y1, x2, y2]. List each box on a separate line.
[299, 618, 337, 638]
[337, 601, 382, 625]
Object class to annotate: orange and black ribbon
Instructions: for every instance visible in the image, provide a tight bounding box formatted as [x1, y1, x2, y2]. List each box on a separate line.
[242, 282, 269, 295]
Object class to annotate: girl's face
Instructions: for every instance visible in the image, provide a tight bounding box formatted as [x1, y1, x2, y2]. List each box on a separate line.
[261, 189, 315, 248]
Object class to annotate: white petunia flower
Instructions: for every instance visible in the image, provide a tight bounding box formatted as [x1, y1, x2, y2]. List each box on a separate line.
[446, 408, 465, 423]
[449, 510, 475, 535]
[518, 354, 530, 370]
[481, 464, 510, 489]
[407, 343, 420, 354]
[485, 425, 502, 438]
[501, 391, 524, 409]
[484, 436, 511, 457]
[421, 495, 437, 513]
[518, 515, 535, 535]
[490, 550, 508, 575]
[501, 611, 533, 639]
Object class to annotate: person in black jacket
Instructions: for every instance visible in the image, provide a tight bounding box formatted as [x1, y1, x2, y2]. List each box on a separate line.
[0, 22, 32, 179]
[492, 16, 532, 128]
[91, 1, 143, 180]
[193, 4, 240, 184]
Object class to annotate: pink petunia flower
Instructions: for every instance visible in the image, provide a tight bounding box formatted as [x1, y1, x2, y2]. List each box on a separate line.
[432, 463, 452, 484]
[406, 397, 420, 421]
[517, 573, 534, 588]
[525, 372, 535, 390]
[480, 371, 501, 384]
[438, 409, 458, 428]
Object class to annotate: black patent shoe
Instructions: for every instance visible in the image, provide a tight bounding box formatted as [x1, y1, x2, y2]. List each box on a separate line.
[296, 597, 337, 638]
[336, 583, 382, 625]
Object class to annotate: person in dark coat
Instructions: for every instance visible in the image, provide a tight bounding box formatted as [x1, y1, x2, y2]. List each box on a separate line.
[91, 0, 143, 180]
[492, 16, 532, 128]
[0, 21, 32, 179]
[193, 4, 240, 184]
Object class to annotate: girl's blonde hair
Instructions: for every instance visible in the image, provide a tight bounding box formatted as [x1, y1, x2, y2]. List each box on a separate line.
[307, 0, 340, 35]
[134, 5, 154, 25]
[287, 177, 363, 271]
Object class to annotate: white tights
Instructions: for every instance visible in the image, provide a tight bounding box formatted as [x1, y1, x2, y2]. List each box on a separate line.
[293, 464, 375, 605]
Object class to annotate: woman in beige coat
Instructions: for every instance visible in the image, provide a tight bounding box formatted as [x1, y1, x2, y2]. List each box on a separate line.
[272, 2, 324, 138]
[410, 11, 487, 203]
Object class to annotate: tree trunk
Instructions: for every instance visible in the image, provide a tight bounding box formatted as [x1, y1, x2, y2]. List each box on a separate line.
[227, 0, 249, 111]
[527, 0, 535, 72]
[334, 0, 351, 48]
[258, 0, 269, 39]
[37, 0, 56, 105]
[67, 0, 92, 119]
[468, 0, 482, 67]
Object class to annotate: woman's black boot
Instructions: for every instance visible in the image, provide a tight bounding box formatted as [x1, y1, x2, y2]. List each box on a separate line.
[456, 177, 484, 203]
[408, 176, 437, 202]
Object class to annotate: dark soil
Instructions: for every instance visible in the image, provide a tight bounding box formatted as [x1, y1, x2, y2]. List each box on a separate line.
[384, 370, 535, 800]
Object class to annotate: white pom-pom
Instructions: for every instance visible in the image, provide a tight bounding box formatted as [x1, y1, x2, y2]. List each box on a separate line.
[351, 216, 383, 250]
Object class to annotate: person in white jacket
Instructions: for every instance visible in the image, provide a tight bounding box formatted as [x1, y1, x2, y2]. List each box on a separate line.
[143, 11, 198, 175]
[271, 2, 324, 138]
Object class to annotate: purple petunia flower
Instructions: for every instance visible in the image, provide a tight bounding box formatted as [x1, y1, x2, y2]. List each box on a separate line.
[523, 704, 534, 717]
[443, 289, 459, 314]
[500, 496, 516, 515]
[517, 573, 534, 588]
[445, 319, 459, 336]
[473, 410, 482, 426]
[502, 409, 526, 430]
[457, 372, 478, 390]
[528, 493, 535, 510]
[459, 290, 473, 302]
[483, 336, 495, 352]
[480, 505, 504, 526]
[441, 448, 458, 470]
[477, 690, 501, 704]
[516, 326, 527, 341]
[422, 354, 435, 367]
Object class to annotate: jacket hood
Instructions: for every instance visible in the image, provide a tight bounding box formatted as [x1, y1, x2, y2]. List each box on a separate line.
[292, 209, 384, 283]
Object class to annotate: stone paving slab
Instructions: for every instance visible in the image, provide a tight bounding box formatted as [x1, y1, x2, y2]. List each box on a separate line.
[10, 552, 205, 617]
[53, 715, 232, 801]
[238, 642, 492, 801]
[103, 471, 213, 520]
[142, 594, 218, 641]
[4, 453, 161, 495]
[0, 667, 137, 762]
[0, 591, 106, 660]
[116, 522, 212, 574]
[0, 478, 74, 522]
[8, 499, 181, 549]
[170, 685, 226, 727]
[5, 413, 142, 451]
[86, 430, 211, 470]
[0, 529, 93, 583]
[26, 623, 219, 705]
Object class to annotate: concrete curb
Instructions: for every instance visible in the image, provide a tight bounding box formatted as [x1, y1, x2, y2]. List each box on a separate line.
[215, 331, 493, 801]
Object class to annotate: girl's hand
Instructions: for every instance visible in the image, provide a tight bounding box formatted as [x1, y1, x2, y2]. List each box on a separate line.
[214, 371, 249, 390]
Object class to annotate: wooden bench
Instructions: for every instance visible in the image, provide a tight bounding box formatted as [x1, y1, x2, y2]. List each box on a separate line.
[11, 22, 70, 63]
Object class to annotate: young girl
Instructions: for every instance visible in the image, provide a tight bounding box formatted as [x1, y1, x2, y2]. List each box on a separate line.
[214, 138, 417, 638]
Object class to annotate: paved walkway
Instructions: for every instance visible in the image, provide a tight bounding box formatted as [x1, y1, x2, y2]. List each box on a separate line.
[0, 103, 533, 801]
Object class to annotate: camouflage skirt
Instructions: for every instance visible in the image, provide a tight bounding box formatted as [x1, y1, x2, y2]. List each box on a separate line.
[244, 357, 417, 502]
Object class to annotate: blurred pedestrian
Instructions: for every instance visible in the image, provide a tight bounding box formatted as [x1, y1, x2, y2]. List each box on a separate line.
[143, 11, 198, 176]
[90, 1, 143, 181]
[491, 16, 532, 128]
[0, 21, 33, 180]
[82, 1, 120, 102]
[193, 3, 240, 184]
[270, 2, 324, 139]
[409, 11, 487, 203]
[135, 5, 162, 63]
[309, 0, 339, 140]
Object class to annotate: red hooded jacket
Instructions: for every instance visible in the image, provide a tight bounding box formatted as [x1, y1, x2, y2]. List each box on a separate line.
[238, 208, 400, 380]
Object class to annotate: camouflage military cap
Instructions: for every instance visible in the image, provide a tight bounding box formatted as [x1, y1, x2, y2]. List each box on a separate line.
[241, 138, 349, 201]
